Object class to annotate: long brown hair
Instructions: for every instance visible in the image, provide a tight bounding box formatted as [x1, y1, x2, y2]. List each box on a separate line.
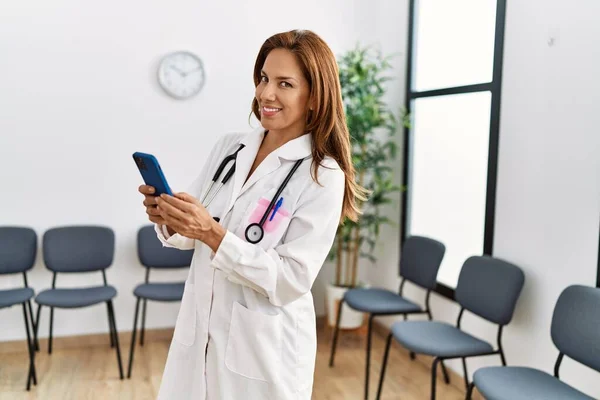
[251, 29, 366, 223]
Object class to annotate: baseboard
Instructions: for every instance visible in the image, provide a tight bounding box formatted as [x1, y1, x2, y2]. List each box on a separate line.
[0, 316, 466, 393]
[0, 328, 174, 355]
[316, 315, 326, 328]
[1, 318, 328, 355]
[2, 317, 326, 355]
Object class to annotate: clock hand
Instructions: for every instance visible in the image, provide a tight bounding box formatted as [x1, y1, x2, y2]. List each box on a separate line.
[169, 65, 185, 76]
[182, 66, 202, 77]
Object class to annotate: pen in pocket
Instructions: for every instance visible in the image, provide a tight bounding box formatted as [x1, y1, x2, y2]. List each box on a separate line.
[269, 197, 284, 221]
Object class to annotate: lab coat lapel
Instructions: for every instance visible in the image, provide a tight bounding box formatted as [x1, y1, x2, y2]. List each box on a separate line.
[238, 153, 281, 198]
[225, 129, 313, 212]
[225, 127, 265, 213]
[238, 132, 313, 198]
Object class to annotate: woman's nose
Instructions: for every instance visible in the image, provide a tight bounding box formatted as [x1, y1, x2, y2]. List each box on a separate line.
[260, 83, 277, 102]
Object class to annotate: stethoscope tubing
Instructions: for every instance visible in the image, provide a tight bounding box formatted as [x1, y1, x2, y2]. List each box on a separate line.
[201, 141, 306, 244]
[201, 144, 245, 207]
[258, 158, 304, 227]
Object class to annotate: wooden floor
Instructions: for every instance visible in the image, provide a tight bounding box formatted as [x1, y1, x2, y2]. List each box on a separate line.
[0, 324, 482, 399]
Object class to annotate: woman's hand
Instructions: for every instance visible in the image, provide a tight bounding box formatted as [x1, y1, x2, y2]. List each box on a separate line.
[156, 193, 226, 251]
[139, 185, 167, 225]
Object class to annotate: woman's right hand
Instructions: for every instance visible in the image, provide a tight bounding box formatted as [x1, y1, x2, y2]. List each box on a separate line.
[139, 185, 166, 224]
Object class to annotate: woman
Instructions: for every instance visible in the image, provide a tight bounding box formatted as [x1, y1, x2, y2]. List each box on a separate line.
[139, 29, 364, 400]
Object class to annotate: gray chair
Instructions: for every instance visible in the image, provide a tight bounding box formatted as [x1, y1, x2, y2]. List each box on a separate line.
[329, 235, 446, 400]
[127, 225, 193, 378]
[376, 255, 525, 400]
[33, 226, 123, 379]
[467, 285, 600, 400]
[0, 227, 38, 390]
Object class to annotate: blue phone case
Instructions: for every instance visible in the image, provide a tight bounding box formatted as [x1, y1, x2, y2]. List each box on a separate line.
[133, 152, 173, 196]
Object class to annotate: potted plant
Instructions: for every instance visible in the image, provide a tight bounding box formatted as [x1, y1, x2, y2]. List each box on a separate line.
[326, 44, 409, 328]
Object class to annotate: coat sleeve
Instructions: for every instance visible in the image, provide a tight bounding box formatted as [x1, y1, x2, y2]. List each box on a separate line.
[155, 133, 239, 250]
[210, 164, 345, 307]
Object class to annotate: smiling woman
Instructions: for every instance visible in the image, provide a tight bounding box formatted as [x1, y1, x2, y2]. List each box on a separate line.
[254, 48, 311, 137]
[137, 29, 365, 400]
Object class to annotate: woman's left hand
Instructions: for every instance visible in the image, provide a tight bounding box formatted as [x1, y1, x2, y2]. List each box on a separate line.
[156, 193, 214, 240]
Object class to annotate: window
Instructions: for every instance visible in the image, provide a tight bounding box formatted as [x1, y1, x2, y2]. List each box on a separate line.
[401, 0, 506, 296]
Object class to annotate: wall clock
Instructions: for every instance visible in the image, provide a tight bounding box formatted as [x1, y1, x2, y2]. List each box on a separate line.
[157, 51, 205, 99]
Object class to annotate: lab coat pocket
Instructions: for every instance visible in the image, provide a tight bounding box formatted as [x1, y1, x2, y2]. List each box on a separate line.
[248, 198, 290, 233]
[172, 281, 196, 347]
[225, 302, 282, 382]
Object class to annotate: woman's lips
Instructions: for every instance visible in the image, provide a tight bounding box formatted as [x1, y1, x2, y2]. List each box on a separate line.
[261, 106, 282, 117]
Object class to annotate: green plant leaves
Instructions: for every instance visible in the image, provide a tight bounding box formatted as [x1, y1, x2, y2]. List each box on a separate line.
[331, 43, 409, 286]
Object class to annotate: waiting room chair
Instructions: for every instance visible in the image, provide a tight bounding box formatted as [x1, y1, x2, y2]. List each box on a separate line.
[376, 255, 525, 400]
[466, 284, 600, 400]
[33, 226, 124, 379]
[127, 225, 193, 378]
[329, 235, 446, 400]
[0, 227, 38, 390]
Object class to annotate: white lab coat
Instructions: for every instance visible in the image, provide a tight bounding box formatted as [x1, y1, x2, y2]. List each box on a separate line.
[154, 126, 345, 400]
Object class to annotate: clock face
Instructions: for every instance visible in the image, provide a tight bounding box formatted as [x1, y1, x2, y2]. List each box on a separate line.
[157, 51, 205, 99]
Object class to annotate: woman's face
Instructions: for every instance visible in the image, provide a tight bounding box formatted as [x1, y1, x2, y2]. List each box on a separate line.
[255, 48, 311, 137]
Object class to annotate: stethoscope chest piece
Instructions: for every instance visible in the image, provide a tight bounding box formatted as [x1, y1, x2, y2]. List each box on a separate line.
[245, 223, 264, 244]
[205, 139, 306, 245]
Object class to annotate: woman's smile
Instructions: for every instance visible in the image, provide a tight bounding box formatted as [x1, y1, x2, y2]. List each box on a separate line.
[261, 106, 282, 117]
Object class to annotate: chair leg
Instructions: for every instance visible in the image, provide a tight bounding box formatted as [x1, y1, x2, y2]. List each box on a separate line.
[461, 357, 469, 391]
[465, 382, 475, 400]
[48, 307, 54, 354]
[375, 333, 393, 400]
[440, 360, 450, 384]
[34, 304, 41, 353]
[140, 299, 147, 346]
[107, 301, 124, 379]
[106, 303, 115, 348]
[403, 314, 416, 360]
[27, 300, 39, 351]
[328, 299, 344, 367]
[500, 350, 507, 366]
[364, 314, 374, 400]
[127, 298, 141, 379]
[22, 303, 37, 390]
[431, 357, 440, 400]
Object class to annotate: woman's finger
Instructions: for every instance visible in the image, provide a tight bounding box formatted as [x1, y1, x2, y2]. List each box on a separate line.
[146, 207, 161, 216]
[174, 192, 199, 204]
[159, 209, 185, 232]
[160, 194, 195, 212]
[143, 196, 158, 207]
[139, 185, 155, 195]
[157, 200, 188, 221]
[148, 215, 166, 224]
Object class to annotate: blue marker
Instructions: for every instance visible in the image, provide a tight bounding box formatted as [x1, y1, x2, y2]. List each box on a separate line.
[269, 197, 283, 221]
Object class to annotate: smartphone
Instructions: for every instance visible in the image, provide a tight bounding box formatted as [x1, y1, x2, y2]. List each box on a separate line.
[132, 152, 173, 196]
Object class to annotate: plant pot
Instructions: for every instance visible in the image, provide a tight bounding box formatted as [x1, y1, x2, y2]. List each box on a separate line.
[326, 283, 365, 329]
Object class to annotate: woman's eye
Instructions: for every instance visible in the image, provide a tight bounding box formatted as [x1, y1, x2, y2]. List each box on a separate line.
[280, 81, 292, 88]
[260, 76, 268, 83]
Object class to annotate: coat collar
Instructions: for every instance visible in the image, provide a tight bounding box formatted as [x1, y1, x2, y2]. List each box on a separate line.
[239, 126, 313, 161]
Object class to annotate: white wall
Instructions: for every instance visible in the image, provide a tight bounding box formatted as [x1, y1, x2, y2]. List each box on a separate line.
[368, 0, 600, 398]
[312, 0, 410, 315]
[0, 0, 391, 341]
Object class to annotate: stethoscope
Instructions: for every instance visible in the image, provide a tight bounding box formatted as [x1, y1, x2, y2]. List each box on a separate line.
[200, 142, 305, 244]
